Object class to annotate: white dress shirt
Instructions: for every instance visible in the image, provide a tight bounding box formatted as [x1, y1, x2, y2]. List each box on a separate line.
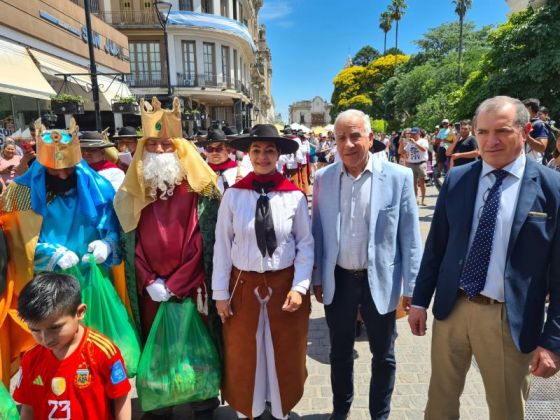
[216, 165, 250, 194]
[465, 153, 526, 301]
[212, 188, 314, 300]
[336, 155, 373, 270]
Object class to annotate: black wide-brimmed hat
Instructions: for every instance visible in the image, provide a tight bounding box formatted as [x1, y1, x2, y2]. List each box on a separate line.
[372, 139, 387, 153]
[230, 124, 299, 154]
[196, 128, 229, 147]
[112, 126, 140, 139]
[79, 131, 115, 148]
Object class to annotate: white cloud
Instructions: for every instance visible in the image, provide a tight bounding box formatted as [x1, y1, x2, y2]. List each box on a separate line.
[260, 2, 293, 21]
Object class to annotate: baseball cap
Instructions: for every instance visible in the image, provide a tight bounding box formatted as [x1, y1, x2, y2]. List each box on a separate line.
[410, 127, 421, 134]
[442, 119, 450, 124]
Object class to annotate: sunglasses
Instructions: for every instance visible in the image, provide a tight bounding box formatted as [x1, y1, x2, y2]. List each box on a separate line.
[205, 146, 225, 153]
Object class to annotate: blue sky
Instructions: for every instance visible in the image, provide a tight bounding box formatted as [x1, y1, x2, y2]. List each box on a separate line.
[259, 0, 510, 122]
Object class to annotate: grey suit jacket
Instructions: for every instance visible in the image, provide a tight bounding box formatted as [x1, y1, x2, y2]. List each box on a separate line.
[312, 155, 422, 313]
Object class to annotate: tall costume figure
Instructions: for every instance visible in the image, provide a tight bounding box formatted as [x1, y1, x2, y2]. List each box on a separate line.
[114, 97, 221, 419]
[0, 119, 120, 386]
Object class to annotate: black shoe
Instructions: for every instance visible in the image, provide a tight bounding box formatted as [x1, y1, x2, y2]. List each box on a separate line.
[328, 412, 349, 420]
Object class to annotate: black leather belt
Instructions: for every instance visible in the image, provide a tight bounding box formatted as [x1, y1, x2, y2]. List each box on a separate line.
[458, 289, 501, 305]
[336, 265, 367, 278]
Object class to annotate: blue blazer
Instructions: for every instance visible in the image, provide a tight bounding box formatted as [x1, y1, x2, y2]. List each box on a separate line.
[312, 156, 422, 313]
[412, 158, 560, 353]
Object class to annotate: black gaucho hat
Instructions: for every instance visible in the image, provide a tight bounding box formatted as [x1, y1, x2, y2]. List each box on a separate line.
[112, 126, 140, 139]
[195, 128, 229, 147]
[230, 124, 299, 155]
[372, 139, 387, 153]
[79, 131, 115, 148]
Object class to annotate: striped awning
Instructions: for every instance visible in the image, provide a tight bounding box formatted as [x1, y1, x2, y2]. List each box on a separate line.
[167, 11, 256, 52]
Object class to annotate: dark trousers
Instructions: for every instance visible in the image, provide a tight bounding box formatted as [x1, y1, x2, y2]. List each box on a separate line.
[324, 266, 397, 420]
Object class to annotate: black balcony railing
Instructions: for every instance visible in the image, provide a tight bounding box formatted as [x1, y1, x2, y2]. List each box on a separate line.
[96, 11, 159, 26]
[127, 71, 167, 88]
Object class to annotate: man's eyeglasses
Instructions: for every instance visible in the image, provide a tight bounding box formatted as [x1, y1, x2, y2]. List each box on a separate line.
[205, 146, 225, 153]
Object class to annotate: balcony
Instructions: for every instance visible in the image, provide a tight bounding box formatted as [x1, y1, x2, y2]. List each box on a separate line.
[175, 73, 250, 97]
[127, 71, 167, 88]
[95, 11, 159, 27]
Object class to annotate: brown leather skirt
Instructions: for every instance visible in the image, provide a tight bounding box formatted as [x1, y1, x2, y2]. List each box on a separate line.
[221, 266, 311, 418]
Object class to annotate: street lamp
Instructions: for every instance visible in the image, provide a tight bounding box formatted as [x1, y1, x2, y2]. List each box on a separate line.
[154, 1, 172, 97]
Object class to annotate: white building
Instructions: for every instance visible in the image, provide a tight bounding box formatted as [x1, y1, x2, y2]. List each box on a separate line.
[289, 96, 332, 128]
[505, 0, 548, 13]
[95, 0, 273, 132]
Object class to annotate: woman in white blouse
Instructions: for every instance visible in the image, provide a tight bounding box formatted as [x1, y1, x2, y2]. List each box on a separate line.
[212, 124, 314, 420]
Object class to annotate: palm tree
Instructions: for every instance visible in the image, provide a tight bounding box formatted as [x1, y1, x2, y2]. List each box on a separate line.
[389, 0, 407, 67]
[453, 0, 473, 84]
[379, 11, 393, 56]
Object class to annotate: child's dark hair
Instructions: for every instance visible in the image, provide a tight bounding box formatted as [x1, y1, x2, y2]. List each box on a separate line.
[18, 273, 82, 323]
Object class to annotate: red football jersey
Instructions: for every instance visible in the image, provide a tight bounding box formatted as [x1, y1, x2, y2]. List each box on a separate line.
[13, 327, 131, 420]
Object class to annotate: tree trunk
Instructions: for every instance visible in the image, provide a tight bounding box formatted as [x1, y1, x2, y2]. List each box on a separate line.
[394, 18, 399, 68]
[383, 31, 387, 55]
[458, 15, 464, 84]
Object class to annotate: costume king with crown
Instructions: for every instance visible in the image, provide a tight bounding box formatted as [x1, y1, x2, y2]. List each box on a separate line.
[0, 118, 120, 386]
[114, 97, 222, 418]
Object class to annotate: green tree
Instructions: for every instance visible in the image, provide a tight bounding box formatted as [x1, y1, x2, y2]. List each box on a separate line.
[379, 11, 393, 55]
[353, 46, 381, 66]
[385, 47, 405, 56]
[457, 2, 560, 119]
[453, 0, 473, 84]
[389, 0, 408, 66]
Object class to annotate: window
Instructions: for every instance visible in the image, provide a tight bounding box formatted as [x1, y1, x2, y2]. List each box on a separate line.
[181, 41, 197, 86]
[233, 49, 238, 87]
[129, 41, 162, 87]
[203, 43, 216, 86]
[179, 0, 193, 11]
[201, 0, 213, 13]
[239, 2, 244, 24]
[300, 113, 305, 124]
[221, 46, 231, 87]
[232, 0, 238, 19]
[220, 0, 229, 17]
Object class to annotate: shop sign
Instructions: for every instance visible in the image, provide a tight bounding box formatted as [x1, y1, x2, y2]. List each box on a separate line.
[39, 11, 128, 61]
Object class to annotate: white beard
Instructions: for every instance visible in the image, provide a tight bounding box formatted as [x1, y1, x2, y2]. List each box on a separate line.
[142, 151, 185, 200]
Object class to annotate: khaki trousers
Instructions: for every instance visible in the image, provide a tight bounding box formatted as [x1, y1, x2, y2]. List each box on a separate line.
[425, 296, 532, 420]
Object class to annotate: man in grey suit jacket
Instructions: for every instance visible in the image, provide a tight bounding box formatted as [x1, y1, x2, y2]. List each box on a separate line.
[312, 109, 422, 419]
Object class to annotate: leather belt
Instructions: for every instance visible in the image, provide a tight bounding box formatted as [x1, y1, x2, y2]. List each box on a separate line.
[458, 289, 501, 305]
[336, 265, 367, 278]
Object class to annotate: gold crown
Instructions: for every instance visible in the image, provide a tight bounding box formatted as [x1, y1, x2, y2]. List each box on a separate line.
[35, 118, 82, 169]
[140, 96, 182, 139]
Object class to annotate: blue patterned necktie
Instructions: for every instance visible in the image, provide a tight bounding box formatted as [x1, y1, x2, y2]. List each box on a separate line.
[460, 169, 509, 297]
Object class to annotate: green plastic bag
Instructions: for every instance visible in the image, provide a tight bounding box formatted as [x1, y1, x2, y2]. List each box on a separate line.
[136, 299, 221, 412]
[0, 382, 19, 420]
[65, 258, 141, 377]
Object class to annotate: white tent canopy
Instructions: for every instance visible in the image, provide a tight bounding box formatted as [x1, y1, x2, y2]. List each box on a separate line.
[289, 123, 311, 133]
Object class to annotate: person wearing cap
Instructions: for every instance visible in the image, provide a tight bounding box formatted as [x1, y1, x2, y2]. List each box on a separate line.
[296, 130, 311, 194]
[197, 128, 249, 194]
[114, 97, 221, 419]
[113, 126, 140, 172]
[399, 127, 429, 206]
[0, 118, 121, 387]
[312, 109, 421, 420]
[80, 131, 125, 192]
[212, 124, 313, 420]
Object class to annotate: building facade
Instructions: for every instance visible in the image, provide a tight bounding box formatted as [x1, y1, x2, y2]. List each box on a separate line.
[505, 0, 547, 13]
[94, 0, 274, 133]
[289, 96, 332, 128]
[0, 0, 130, 134]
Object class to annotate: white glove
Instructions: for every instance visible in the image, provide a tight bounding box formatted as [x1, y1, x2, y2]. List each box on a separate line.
[57, 250, 79, 270]
[146, 278, 172, 302]
[82, 240, 111, 264]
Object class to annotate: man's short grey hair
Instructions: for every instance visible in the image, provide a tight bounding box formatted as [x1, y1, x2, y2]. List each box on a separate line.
[334, 109, 372, 136]
[473, 96, 530, 128]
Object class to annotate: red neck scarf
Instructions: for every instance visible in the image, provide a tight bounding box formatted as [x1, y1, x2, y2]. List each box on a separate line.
[207, 159, 238, 172]
[232, 171, 302, 193]
[89, 160, 119, 172]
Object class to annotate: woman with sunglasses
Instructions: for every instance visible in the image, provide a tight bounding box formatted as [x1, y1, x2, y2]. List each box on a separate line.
[212, 124, 313, 420]
[197, 128, 248, 193]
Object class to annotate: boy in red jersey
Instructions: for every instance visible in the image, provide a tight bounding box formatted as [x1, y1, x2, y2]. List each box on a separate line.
[13, 272, 131, 420]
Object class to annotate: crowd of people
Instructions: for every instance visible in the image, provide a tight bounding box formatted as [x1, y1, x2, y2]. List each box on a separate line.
[0, 94, 559, 420]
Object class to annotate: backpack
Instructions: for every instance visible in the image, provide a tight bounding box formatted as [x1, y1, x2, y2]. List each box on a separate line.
[542, 121, 557, 165]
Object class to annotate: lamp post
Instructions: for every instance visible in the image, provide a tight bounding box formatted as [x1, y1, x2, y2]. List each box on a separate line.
[154, 1, 173, 97]
[83, 0, 102, 130]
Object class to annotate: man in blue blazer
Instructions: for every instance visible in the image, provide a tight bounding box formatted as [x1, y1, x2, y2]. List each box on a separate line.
[312, 109, 422, 419]
[409, 96, 560, 420]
